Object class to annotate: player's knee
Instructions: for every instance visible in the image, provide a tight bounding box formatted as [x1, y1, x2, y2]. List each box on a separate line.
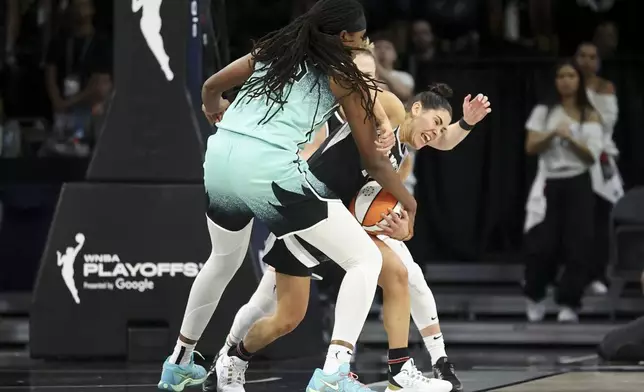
[335, 239, 382, 279]
[274, 304, 307, 336]
[379, 254, 408, 293]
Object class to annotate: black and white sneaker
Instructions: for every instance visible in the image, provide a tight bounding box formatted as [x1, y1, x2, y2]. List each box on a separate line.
[386, 358, 452, 392]
[432, 357, 463, 392]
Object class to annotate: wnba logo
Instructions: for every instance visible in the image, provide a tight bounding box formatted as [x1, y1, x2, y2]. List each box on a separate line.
[56, 233, 204, 304]
[132, 0, 174, 81]
[56, 233, 85, 304]
[359, 185, 378, 197]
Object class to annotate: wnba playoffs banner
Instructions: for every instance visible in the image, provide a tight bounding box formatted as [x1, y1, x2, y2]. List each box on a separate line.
[29, 0, 260, 359]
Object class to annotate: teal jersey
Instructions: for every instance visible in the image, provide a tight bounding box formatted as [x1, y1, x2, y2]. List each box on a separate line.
[216, 60, 338, 152]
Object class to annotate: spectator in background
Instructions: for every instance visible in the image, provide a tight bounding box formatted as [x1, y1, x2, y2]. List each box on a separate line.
[4, 0, 51, 69]
[424, 0, 481, 56]
[44, 0, 111, 156]
[523, 59, 603, 323]
[593, 21, 618, 60]
[405, 20, 436, 93]
[2, 0, 53, 120]
[575, 41, 623, 295]
[373, 36, 414, 102]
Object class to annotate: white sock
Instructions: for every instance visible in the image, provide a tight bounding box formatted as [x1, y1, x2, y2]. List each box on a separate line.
[323, 344, 353, 374]
[169, 339, 196, 366]
[424, 333, 447, 366]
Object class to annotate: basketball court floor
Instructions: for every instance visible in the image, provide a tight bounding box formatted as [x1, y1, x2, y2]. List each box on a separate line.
[1, 347, 642, 391]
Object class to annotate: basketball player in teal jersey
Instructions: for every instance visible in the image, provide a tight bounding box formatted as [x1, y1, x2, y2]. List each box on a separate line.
[208, 49, 491, 392]
[157, 1, 416, 392]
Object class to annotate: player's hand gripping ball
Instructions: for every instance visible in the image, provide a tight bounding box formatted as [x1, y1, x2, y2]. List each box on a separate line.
[349, 181, 403, 234]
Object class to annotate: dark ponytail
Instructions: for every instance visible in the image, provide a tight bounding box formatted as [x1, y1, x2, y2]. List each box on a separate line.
[241, 0, 378, 129]
[406, 83, 453, 117]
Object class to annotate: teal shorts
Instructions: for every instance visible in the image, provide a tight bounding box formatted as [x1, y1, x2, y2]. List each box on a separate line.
[203, 129, 337, 238]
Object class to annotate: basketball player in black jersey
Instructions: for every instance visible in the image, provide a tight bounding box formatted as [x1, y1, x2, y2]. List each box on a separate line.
[209, 48, 491, 392]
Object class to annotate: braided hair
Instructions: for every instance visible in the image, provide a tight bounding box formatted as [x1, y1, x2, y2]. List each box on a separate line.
[241, 0, 378, 129]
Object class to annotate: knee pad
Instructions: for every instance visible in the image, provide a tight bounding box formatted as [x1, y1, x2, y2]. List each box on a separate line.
[335, 239, 383, 278]
[357, 242, 383, 278]
[406, 261, 426, 292]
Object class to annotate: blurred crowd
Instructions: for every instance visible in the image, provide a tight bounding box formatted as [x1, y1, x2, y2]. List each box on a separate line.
[0, 0, 113, 158]
[1, 0, 642, 323]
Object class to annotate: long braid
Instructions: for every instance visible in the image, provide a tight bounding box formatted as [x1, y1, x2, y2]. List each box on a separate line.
[241, 0, 378, 129]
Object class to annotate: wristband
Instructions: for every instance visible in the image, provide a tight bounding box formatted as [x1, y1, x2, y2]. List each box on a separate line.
[459, 118, 475, 131]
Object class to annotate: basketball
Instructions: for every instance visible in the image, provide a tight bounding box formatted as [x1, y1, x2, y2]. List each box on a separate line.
[349, 180, 403, 233]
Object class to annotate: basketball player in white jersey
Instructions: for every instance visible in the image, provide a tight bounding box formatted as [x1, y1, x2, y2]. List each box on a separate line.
[208, 48, 491, 392]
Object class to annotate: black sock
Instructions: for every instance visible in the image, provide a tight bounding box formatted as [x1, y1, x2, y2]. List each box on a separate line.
[227, 341, 253, 361]
[387, 347, 410, 386]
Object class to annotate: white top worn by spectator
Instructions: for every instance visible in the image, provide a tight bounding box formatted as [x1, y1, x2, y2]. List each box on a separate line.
[586, 88, 619, 156]
[374, 38, 415, 102]
[524, 105, 602, 231]
[586, 88, 624, 202]
[525, 104, 603, 179]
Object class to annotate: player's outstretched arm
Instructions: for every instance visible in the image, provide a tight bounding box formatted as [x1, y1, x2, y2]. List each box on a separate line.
[202, 54, 255, 113]
[430, 93, 491, 151]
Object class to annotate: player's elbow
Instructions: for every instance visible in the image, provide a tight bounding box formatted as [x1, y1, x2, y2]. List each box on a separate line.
[202, 79, 218, 95]
[429, 136, 454, 151]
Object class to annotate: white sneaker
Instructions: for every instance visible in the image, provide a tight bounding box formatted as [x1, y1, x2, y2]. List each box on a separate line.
[590, 281, 608, 295]
[385, 358, 452, 392]
[215, 353, 248, 392]
[217, 341, 234, 360]
[557, 307, 579, 323]
[526, 299, 546, 322]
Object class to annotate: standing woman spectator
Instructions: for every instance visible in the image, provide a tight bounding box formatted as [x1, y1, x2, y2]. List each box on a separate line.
[373, 35, 414, 102]
[523, 59, 603, 323]
[575, 41, 624, 295]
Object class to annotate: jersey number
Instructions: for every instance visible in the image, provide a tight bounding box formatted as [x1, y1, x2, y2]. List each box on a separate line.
[293, 60, 308, 83]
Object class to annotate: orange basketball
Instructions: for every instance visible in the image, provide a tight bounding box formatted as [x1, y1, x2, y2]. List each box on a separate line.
[349, 181, 403, 233]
